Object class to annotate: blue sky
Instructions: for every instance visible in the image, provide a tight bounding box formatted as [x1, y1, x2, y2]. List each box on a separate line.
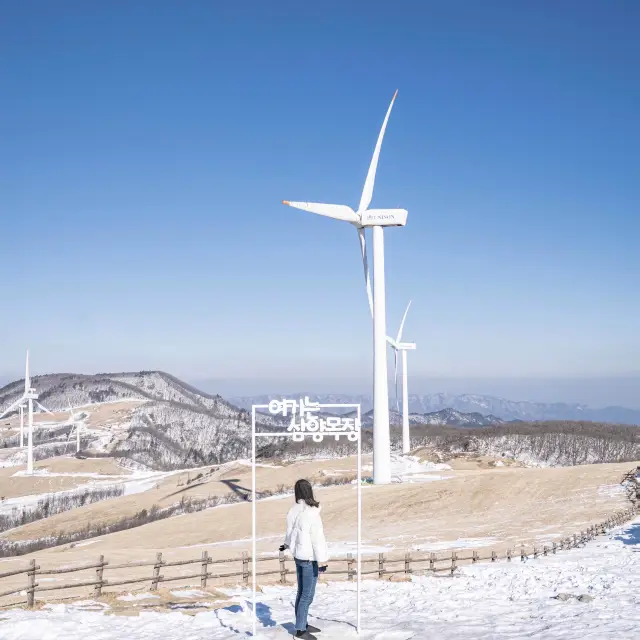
[0, 1, 638, 404]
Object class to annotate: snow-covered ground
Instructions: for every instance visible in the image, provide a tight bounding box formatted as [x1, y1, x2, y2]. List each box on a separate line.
[2, 517, 638, 639]
[364, 454, 452, 485]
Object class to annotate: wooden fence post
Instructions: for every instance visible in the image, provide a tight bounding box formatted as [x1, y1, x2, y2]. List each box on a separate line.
[378, 553, 385, 579]
[472, 550, 478, 564]
[543, 546, 548, 556]
[279, 551, 287, 585]
[242, 551, 249, 586]
[151, 552, 163, 591]
[450, 551, 457, 575]
[520, 546, 525, 562]
[429, 553, 436, 572]
[573, 534, 578, 548]
[347, 553, 354, 581]
[27, 559, 36, 608]
[506, 548, 512, 562]
[94, 555, 105, 597]
[533, 546, 538, 559]
[491, 550, 497, 562]
[405, 551, 411, 575]
[201, 551, 209, 589]
[552, 542, 557, 554]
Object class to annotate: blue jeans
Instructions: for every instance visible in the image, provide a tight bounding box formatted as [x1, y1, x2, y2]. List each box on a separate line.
[294, 558, 318, 631]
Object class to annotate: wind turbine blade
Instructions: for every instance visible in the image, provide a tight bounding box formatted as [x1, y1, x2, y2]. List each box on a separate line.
[282, 201, 359, 223]
[396, 300, 412, 343]
[0, 397, 25, 420]
[357, 228, 373, 318]
[358, 90, 398, 213]
[386, 336, 398, 348]
[35, 401, 54, 416]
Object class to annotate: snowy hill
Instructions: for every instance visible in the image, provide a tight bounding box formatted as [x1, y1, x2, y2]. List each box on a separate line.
[0, 372, 287, 471]
[230, 392, 640, 425]
[0, 371, 234, 413]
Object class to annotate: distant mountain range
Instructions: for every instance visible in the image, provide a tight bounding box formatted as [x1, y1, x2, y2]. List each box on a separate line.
[230, 393, 640, 425]
[356, 408, 504, 428]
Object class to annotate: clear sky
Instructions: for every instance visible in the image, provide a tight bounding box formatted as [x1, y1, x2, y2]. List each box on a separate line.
[1, 1, 638, 404]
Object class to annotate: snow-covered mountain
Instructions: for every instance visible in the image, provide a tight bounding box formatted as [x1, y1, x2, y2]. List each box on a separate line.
[407, 393, 640, 425]
[230, 393, 640, 425]
[0, 372, 287, 470]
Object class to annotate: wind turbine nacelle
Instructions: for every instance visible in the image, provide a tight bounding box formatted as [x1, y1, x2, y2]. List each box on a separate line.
[398, 342, 416, 350]
[360, 209, 408, 227]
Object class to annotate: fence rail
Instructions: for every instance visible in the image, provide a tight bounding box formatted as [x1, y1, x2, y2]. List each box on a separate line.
[0, 505, 637, 608]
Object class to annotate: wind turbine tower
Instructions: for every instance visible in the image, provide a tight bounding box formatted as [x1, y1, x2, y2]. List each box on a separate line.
[387, 301, 417, 455]
[283, 91, 407, 484]
[0, 351, 54, 474]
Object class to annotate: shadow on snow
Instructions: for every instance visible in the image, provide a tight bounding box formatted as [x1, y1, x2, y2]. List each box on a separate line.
[615, 522, 640, 547]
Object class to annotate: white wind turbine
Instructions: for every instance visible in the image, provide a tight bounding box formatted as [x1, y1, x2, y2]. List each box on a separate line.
[63, 402, 82, 454]
[0, 351, 54, 474]
[387, 301, 417, 455]
[283, 91, 407, 484]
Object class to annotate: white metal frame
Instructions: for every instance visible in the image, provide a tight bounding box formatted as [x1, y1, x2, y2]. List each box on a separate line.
[251, 402, 362, 638]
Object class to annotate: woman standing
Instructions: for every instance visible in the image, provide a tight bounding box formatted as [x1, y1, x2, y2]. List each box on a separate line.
[279, 479, 328, 640]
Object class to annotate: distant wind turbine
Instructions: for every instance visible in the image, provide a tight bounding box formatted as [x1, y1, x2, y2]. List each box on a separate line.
[63, 401, 82, 454]
[387, 301, 416, 455]
[283, 91, 407, 484]
[0, 351, 54, 474]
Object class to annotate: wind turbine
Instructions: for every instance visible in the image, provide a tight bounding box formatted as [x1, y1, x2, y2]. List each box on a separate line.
[0, 351, 54, 474]
[283, 91, 407, 485]
[387, 301, 417, 455]
[63, 402, 82, 454]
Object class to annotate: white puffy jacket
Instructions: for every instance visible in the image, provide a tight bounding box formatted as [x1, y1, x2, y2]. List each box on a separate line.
[284, 499, 329, 563]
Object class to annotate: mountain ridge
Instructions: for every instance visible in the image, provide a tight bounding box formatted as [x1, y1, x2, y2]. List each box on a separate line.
[229, 392, 640, 425]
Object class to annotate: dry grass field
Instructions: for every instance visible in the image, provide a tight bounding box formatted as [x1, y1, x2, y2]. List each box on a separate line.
[0, 454, 635, 607]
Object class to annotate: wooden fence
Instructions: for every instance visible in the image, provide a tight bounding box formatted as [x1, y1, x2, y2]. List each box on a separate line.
[0, 505, 636, 608]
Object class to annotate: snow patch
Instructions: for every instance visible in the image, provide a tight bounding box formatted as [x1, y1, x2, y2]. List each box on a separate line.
[170, 589, 210, 598]
[116, 593, 161, 602]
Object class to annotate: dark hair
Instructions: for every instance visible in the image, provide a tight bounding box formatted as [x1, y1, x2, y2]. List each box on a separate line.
[294, 479, 319, 508]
